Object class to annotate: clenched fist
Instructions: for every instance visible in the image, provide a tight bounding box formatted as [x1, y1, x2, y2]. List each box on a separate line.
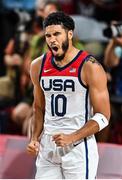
[52, 133, 74, 147]
[27, 140, 40, 156]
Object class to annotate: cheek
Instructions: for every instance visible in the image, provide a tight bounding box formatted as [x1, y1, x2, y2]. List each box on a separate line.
[59, 38, 66, 45]
[45, 38, 50, 45]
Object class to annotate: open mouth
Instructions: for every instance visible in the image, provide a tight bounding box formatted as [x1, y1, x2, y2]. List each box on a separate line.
[51, 46, 58, 52]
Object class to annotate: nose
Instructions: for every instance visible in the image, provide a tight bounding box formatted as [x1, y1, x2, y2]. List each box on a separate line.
[49, 36, 56, 44]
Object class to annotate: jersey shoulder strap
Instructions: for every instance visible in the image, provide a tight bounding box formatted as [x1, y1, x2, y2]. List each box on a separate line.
[39, 51, 52, 81]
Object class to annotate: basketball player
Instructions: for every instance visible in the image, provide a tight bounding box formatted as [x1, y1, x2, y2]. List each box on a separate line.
[27, 12, 110, 179]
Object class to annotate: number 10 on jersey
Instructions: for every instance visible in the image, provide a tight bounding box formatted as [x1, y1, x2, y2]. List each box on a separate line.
[51, 94, 67, 116]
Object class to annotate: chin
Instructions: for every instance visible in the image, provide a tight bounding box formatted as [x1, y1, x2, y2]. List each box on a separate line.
[55, 54, 65, 61]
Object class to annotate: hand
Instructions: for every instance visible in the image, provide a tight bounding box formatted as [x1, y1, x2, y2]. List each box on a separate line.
[52, 133, 74, 147]
[113, 37, 122, 46]
[27, 140, 40, 156]
[13, 54, 22, 66]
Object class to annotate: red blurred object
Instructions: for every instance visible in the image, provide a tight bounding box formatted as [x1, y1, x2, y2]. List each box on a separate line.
[0, 135, 35, 179]
[97, 143, 122, 179]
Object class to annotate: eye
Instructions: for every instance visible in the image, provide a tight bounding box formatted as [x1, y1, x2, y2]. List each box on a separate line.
[45, 34, 51, 38]
[54, 32, 61, 36]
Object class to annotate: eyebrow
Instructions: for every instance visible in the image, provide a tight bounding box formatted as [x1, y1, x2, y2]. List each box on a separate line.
[45, 30, 61, 35]
[45, 32, 51, 36]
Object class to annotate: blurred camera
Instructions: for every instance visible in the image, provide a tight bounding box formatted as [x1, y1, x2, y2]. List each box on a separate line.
[103, 22, 122, 38]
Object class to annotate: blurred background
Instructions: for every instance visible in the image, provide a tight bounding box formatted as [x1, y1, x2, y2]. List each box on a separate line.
[0, 0, 122, 178]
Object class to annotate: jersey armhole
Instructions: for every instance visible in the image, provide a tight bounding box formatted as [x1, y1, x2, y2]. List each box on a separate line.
[78, 54, 93, 89]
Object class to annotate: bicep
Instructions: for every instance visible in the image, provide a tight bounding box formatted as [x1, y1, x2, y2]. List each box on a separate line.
[89, 82, 110, 120]
[86, 63, 110, 120]
[30, 57, 45, 112]
[33, 84, 45, 113]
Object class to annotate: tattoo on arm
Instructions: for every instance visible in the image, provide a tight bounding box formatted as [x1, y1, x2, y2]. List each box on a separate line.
[86, 56, 100, 65]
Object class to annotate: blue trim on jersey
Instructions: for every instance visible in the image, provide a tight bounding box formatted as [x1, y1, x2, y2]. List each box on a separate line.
[84, 89, 89, 179]
[39, 53, 47, 82]
[84, 138, 89, 179]
[78, 54, 93, 89]
[85, 89, 89, 124]
[51, 50, 83, 71]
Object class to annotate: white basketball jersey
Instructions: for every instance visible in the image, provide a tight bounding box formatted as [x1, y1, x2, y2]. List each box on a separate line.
[40, 50, 92, 134]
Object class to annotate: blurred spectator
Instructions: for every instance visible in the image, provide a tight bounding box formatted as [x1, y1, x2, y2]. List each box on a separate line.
[118, 0, 122, 21]
[29, 17, 46, 59]
[13, 14, 47, 135]
[9, 0, 47, 135]
[2, 12, 34, 135]
[36, 0, 76, 15]
[57, 0, 76, 14]
[11, 80, 33, 135]
[9, 16, 46, 135]
[104, 36, 122, 97]
[76, 0, 97, 18]
[95, 0, 120, 22]
[0, 10, 20, 76]
[104, 31, 122, 143]
[76, 0, 120, 22]
[44, 1, 61, 18]
[35, 0, 49, 19]
[0, 11, 31, 109]
[4, 21, 31, 103]
[0, 9, 24, 134]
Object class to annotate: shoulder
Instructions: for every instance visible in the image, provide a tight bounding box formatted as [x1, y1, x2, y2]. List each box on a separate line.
[82, 56, 107, 87]
[31, 55, 44, 69]
[84, 56, 102, 71]
[30, 54, 45, 85]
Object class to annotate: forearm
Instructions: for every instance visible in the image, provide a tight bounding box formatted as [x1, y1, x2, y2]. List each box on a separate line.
[104, 39, 119, 67]
[71, 120, 99, 143]
[31, 107, 44, 141]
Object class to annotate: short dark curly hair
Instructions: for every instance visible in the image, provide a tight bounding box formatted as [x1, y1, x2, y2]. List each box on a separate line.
[43, 11, 75, 31]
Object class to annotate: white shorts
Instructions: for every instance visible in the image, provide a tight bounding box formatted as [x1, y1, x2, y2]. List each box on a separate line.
[35, 134, 99, 179]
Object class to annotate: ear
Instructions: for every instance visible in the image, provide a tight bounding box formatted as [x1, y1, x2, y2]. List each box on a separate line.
[68, 30, 73, 40]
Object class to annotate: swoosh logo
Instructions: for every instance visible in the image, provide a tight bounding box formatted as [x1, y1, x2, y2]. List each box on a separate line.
[44, 69, 52, 73]
[101, 118, 105, 123]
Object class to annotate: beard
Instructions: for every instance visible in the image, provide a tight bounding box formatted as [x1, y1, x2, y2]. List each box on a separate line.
[48, 37, 69, 62]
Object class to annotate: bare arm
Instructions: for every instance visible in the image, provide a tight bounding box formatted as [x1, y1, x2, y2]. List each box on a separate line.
[27, 56, 45, 155]
[104, 39, 120, 67]
[31, 84, 45, 141]
[4, 39, 14, 55]
[30, 56, 45, 141]
[53, 57, 111, 147]
[71, 57, 110, 142]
